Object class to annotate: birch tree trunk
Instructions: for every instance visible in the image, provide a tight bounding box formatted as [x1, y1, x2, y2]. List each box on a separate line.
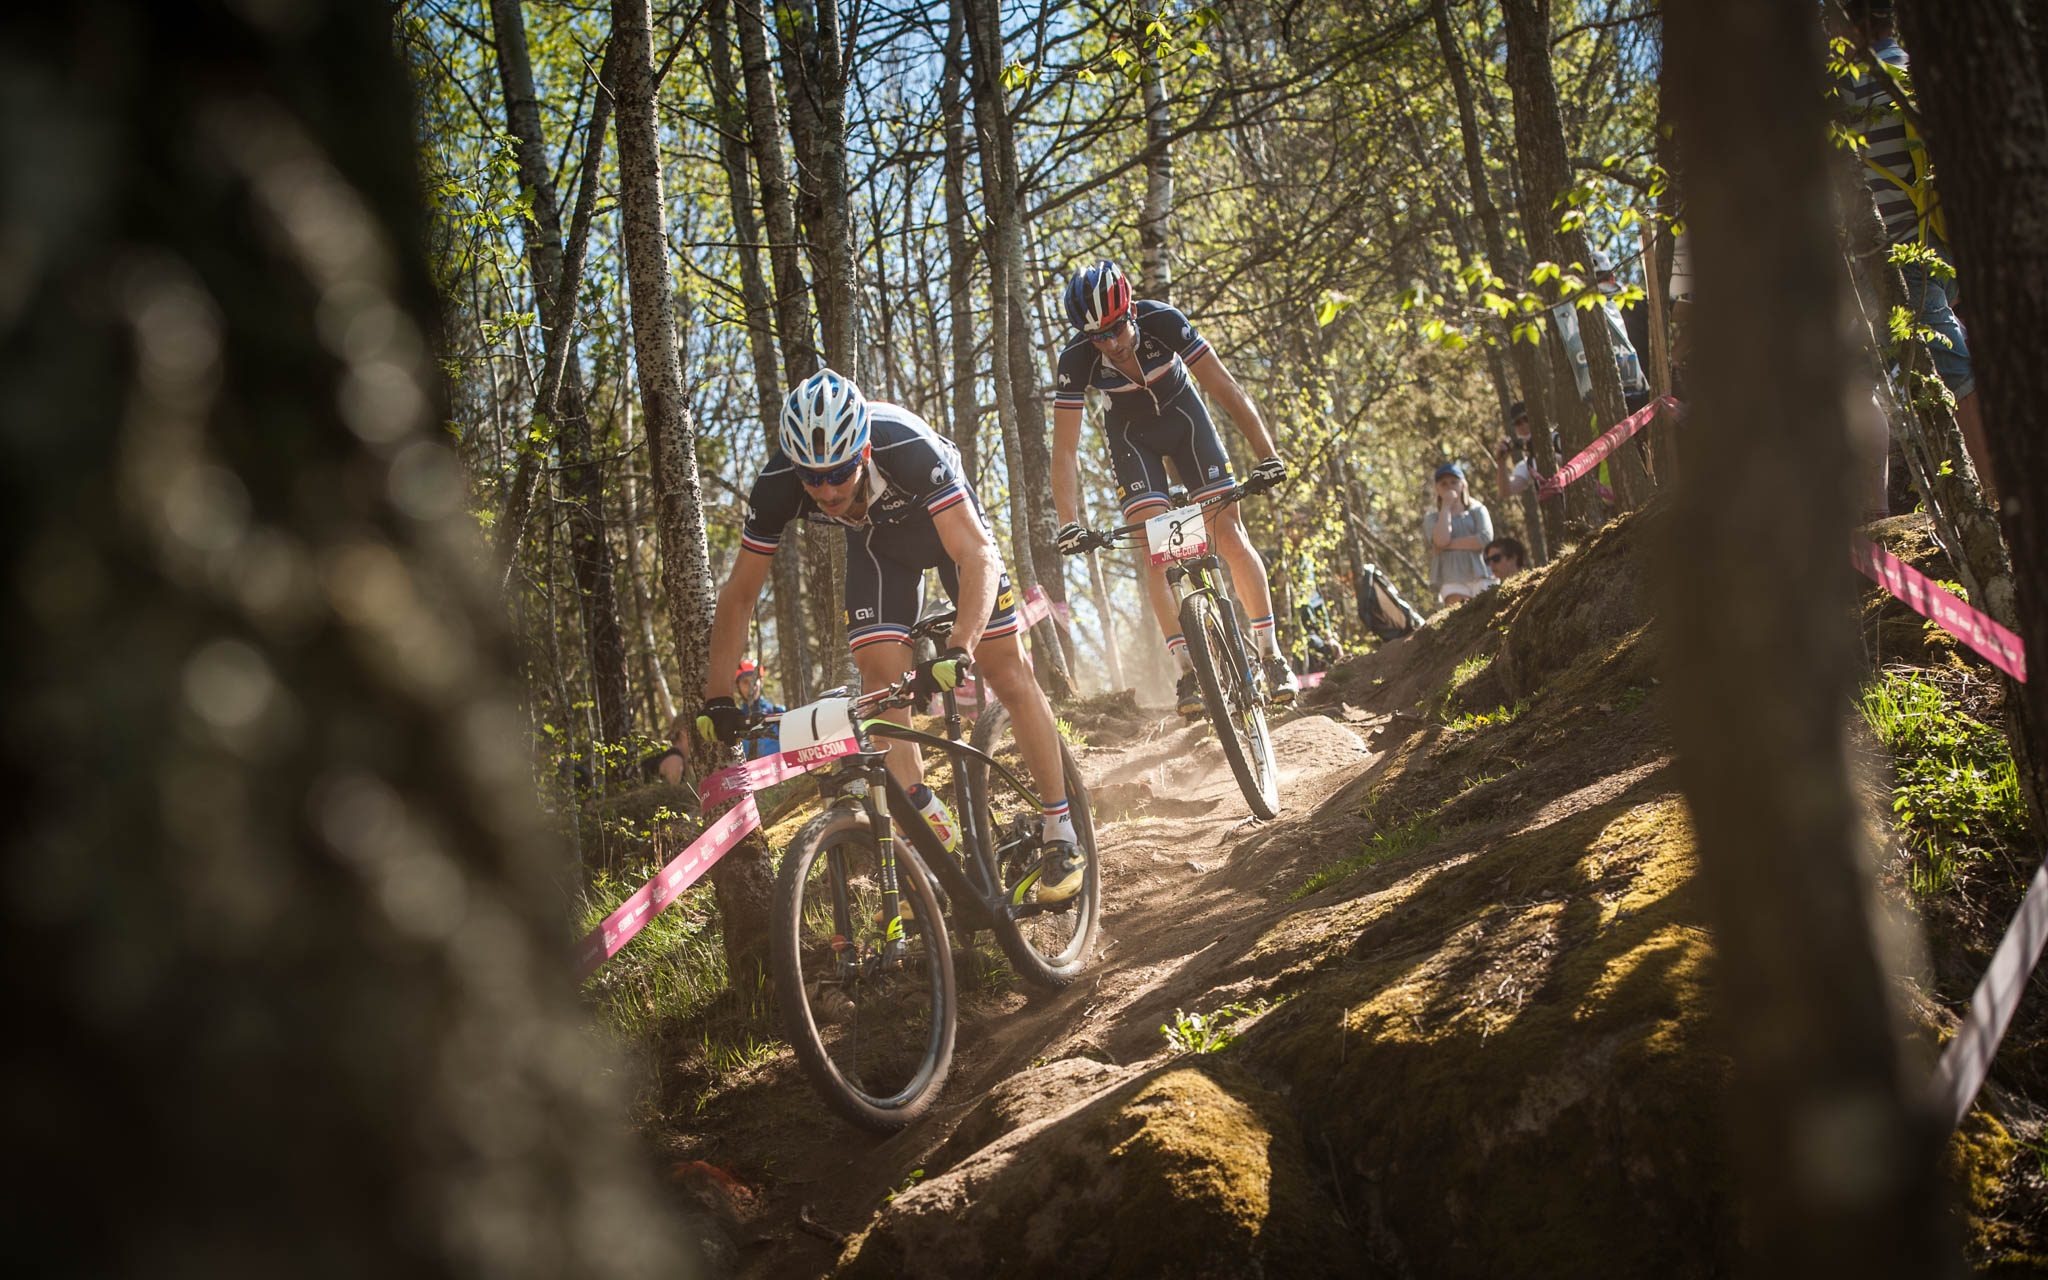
[1663, 0, 1950, 1270]
[613, 0, 773, 981]
[1434, 0, 1555, 561]
[1137, 1, 1175, 305]
[940, 6, 982, 487]
[709, 0, 807, 703]
[0, 2, 693, 1271]
[962, 0, 1074, 698]
[489, 0, 632, 749]
[779, 0, 862, 375]
[736, 0, 820, 383]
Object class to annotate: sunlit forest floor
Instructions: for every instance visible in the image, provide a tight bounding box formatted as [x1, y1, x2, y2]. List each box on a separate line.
[586, 506, 2047, 1278]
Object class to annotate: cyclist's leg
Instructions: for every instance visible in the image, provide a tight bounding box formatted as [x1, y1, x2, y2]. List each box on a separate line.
[932, 516, 1079, 895]
[1109, 421, 1189, 665]
[845, 525, 925, 790]
[930, 514, 1064, 814]
[1171, 404, 1280, 658]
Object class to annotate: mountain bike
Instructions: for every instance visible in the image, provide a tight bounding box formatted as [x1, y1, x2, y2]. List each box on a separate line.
[1067, 479, 1281, 819]
[760, 613, 1100, 1132]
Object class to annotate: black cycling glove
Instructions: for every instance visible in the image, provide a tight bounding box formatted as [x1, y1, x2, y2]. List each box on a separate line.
[693, 696, 749, 746]
[909, 648, 973, 699]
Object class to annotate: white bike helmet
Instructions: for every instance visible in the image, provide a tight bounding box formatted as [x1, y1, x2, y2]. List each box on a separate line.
[779, 369, 870, 470]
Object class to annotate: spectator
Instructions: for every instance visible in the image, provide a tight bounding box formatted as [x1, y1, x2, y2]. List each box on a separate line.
[1830, 0, 1993, 499]
[1547, 253, 1651, 412]
[1494, 400, 1543, 499]
[1425, 462, 1494, 606]
[1590, 250, 1653, 412]
[733, 659, 783, 761]
[1485, 536, 1527, 582]
[1296, 590, 1341, 673]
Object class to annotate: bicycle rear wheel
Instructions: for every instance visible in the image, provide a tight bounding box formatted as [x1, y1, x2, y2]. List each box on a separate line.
[966, 701, 1102, 989]
[771, 804, 956, 1132]
[1182, 591, 1280, 819]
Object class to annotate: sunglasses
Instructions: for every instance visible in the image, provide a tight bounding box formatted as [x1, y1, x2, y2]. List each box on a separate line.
[1084, 317, 1131, 345]
[797, 456, 863, 487]
[1485, 552, 1511, 565]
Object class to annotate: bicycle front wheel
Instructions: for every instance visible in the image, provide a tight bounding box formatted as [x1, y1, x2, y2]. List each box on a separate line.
[1183, 591, 1280, 819]
[771, 804, 956, 1132]
[967, 701, 1102, 990]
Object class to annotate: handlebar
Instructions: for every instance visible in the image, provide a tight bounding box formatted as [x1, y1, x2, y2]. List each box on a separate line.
[737, 657, 974, 733]
[1061, 475, 1276, 555]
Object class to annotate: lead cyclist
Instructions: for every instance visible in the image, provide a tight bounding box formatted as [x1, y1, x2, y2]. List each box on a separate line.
[1049, 259, 1298, 718]
[658, 369, 1084, 903]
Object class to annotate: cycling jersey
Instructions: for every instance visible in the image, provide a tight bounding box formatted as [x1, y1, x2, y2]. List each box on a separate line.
[740, 402, 1020, 652]
[1054, 299, 1235, 521]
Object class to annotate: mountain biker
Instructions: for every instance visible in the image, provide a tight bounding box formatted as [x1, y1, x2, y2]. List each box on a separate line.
[732, 660, 783, 761]
[1049, 260, 1297, 720]
[659, 370, 1084, 902]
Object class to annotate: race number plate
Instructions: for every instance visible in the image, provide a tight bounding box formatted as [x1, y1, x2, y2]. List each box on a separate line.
[1145, 506, 1209, 566]
[777, 695, 858, 763]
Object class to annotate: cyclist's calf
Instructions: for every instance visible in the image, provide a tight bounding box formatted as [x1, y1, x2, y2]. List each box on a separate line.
[851, 639, 925, 789]
[972, 630, 1067, 811]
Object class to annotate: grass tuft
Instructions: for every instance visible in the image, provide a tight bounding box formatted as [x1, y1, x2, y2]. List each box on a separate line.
[1859, 669, 2028, 895]
[1291, 812, 1442, 900]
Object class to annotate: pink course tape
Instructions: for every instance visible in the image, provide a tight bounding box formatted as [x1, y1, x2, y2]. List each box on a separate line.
[1931, 856, 2048, 1128]
[575, 795, 761, 978]
[698, 735, 859, 808]
[576, 735, 861, 978]
[1851, 539, 2027, 683]
[1536, 396, 1679, 498]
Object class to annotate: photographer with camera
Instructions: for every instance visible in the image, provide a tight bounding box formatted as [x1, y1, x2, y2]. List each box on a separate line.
[1493, 401, 1546, 501]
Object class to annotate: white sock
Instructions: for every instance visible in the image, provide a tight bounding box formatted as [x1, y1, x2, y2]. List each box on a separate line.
[1249, 614, 1279, 657]
[1041, 799, 1076, 846]
[1167, 634, 1192, 673]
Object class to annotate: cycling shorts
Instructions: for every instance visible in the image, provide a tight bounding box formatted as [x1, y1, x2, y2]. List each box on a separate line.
[843, 495, 1021, 653]
[1106, 400, 1236, 522]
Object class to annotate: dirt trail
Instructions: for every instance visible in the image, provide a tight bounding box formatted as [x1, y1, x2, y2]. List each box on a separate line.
[659, 509, 2046, 1276]
[696, 706, 1382, 1279]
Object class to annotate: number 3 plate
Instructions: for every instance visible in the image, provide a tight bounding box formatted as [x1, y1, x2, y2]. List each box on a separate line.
[1145, 506, 1208, 566]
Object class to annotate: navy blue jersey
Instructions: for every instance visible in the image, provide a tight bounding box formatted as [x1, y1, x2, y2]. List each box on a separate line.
[739, 403, 969, 555]
[1052, 299, 1213, 433]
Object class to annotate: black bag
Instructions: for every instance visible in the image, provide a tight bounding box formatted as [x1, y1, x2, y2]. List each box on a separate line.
[1357, 563, 1426, 640]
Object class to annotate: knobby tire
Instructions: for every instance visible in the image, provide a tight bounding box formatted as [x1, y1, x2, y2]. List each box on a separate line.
[1182, 590, 1280, 819]
[966, 701, 1102, 989]
[770, 805, 957, 1132]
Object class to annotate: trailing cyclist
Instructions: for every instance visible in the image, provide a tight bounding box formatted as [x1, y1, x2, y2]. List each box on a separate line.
[659, 370, 1084, 902]
[1049, 259, 1298, 719]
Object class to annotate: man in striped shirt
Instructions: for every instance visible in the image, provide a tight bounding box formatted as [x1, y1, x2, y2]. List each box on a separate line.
[665, 370, 1085, 903]
[1833, 0, 1993, 499]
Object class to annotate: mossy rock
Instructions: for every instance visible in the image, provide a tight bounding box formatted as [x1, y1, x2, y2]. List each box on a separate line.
[1244, 790, 1734, 1279]
[838, 1058, 1358, 1278]
[927, 1057, 1136, 1176]
[1493, 504, 1662, 704]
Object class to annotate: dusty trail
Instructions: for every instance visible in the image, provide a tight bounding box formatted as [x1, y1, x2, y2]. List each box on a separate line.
[706, 705, 1380, 1279]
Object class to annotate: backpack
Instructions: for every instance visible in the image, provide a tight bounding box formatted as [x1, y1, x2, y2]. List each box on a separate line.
[1357, 563, 1426, 640]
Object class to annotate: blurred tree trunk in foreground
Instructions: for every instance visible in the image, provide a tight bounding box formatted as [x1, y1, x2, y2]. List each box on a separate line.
[1662, 0, 1950, 1274]
[0, 5, 690, 1274]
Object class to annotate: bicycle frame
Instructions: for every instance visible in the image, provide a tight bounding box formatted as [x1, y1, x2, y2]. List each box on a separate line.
[1105, 483, 1269, 708]
[803, 684, 1063, 943]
